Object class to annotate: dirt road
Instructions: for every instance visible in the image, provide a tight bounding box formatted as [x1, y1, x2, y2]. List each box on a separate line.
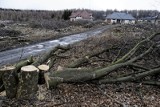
[0, 25, 114, 66]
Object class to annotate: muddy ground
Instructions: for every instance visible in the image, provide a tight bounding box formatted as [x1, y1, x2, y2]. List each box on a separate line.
[0, 23, 160, 107]
[0, 20, 106, 52]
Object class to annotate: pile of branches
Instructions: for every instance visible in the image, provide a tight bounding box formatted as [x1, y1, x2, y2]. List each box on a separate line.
[0, 32, 160, 100]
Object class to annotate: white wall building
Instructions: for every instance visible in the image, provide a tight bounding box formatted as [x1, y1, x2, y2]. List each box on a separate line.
[70, 10, 93, 21]
[106, 12, 136, 24]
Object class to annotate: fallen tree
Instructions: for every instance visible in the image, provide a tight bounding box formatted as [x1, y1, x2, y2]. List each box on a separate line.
[0, 32, 160, 99]
[45, 32, 160, 88]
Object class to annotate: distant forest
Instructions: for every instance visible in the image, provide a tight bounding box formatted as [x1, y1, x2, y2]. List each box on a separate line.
[0, 8, 159, 21]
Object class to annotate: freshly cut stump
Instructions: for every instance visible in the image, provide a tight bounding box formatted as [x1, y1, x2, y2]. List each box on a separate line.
[38, 64, 49, 84]
[1, 66, 17, 98]
[17, 65, 39, 100]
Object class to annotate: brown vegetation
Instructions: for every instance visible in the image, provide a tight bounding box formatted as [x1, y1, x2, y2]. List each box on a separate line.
[0, 24, 160, 106]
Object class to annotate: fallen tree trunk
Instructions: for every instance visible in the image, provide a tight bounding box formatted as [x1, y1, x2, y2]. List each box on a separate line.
[45, 33, 160, 88]
[98, 67, 160, 84]
[44, 68, 94, 88]
[14, 55, 34, 72]
[45, 61, 133, 89]
[32, 45, 70, 67]
[66, 46, 117, 68]
[141, 81, 160, 86]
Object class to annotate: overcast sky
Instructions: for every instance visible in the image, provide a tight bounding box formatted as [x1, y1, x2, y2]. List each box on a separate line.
[0, 0, 160, 11]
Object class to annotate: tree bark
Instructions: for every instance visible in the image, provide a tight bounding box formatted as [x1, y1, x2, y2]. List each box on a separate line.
[32, 45, 70, 67]
[16, 65, 39, 100]
[0, 57, 33, 93]
[66, 47, 116, 68]
[1, 66, 17, 98]
[14, 55, 34, 72]
[38, 64, 49, 84]
[45, 34, 157, 88]
[98, 67, 160, 84]
[44, 68, 95, 89]
[45, 62, 129, 88]
[0, 68, 5, 92]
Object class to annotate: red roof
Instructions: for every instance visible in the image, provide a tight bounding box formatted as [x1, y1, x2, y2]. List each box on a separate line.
[70, 10, 92, 19]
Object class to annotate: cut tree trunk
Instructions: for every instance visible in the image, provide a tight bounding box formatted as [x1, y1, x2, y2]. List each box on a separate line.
[0, 57, 33, 93]
[44, 33, 160, 88]
[66, 47, 116, 68]
[32, 45, 70, 67]
[14, 55, 34, 72]
[1, 66, 17, 98]
[44, 68, 94, 89]
[45, 62, 129, 88]
[98, 67, 160, 84]
[38, 64, 49, 84]
[16, 65, 39, 100]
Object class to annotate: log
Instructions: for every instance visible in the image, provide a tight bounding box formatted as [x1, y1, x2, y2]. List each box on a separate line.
[66, 47, 116, 68]
[16, 65, 39, 100]
[48, 57, 56, 69]
[14, 55, 34, 72]
[32, 45, 70, 67]
[44, 62, 132, 88]
[38, 64, 49, 84]
[1, 66, 17, 98]
[44, 68, 94, 89]
[98, 67, 160, 84]
[45, 43, 155, 88]
[141, 81, 160, 86]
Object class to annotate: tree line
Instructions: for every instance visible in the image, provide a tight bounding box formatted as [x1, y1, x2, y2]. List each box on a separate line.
[0, 8, 159, 22]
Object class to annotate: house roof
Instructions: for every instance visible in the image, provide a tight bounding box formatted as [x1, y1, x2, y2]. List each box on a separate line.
[140, 16, 158, 20]
[70, 10, 92, 19]
[106, 12, 135, 20]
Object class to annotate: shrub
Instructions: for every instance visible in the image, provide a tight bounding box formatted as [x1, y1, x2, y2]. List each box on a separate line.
[0, 29, 21, 37]
[29, 20, 70, 30]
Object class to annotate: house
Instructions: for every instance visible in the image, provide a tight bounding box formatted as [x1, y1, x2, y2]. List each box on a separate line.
[70, 10, 93, 21]
[139, 15, 160, 25]
[139, 16, 157, 23]
[105, 12, 135, 24]
[155, 15, 160, 25]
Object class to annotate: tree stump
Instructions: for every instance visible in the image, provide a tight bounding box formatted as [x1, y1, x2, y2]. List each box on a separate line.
[0, 68, 5, 92]
[38, 64, 49, 84]
[1, 66, 17, 98]
[0, 82, 5, 92]
[16, 65, 39, 100]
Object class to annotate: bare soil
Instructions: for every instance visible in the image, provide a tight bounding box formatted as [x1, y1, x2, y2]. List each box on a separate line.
[0, 21, 99, 52]
[0, 24, 160, 107]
